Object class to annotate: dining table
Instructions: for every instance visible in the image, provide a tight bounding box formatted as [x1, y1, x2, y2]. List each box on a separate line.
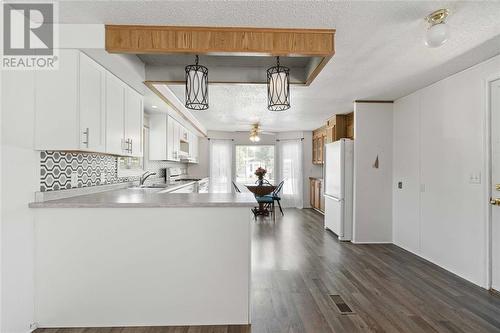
[243, 182, 276, 217]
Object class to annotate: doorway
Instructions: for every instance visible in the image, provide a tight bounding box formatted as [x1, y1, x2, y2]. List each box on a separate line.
[490, 78, 500, 291]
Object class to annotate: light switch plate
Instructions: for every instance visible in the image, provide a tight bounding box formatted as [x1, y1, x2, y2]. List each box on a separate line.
[71, 172, 78, 187]
[469, 172, 481, 184]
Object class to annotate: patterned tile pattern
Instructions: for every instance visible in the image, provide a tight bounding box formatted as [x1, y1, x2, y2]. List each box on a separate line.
[40, 151, 131, 192]
[40, 151, 188, 192]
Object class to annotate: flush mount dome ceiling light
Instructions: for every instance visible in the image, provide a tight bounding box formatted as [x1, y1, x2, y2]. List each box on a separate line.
[425, 9, 450, 48]
[185, 55, 209, 110]
[267, 56, 290, 111]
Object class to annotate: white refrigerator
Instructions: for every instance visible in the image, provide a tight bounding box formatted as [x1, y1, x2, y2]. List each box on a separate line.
[323, 139, 354, 241]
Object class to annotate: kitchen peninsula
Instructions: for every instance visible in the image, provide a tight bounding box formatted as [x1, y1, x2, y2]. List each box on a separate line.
[29, 189, 255, 328]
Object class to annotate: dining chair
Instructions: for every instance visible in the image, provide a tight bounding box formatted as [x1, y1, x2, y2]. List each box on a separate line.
[266, 180, 285, 216]
[232, 181, 241, 193]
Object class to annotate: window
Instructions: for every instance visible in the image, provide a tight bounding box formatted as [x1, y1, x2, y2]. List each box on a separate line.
[235, 145, 275, 184]
[278, 139, 303, 208]
[210, 139, 233, 193]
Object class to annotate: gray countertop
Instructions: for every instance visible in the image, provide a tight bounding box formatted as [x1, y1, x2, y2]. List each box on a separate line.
[29, 187, 257, 208]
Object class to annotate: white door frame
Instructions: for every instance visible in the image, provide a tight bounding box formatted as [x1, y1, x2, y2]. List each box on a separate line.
[485, 73, 500, 290]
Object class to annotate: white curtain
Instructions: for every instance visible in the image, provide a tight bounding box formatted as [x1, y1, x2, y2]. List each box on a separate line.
[209, 139, 233, 193]
[278, 139, 303, 208]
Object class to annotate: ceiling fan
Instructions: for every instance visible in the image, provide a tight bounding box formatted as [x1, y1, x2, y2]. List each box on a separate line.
[247, 123, 275, 142]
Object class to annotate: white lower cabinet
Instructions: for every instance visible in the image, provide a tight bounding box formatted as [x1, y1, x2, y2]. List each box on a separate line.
[34, 49, 143, 156]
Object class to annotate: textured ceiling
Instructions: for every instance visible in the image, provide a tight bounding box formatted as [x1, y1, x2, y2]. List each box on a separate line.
[58, 1, 500, 132]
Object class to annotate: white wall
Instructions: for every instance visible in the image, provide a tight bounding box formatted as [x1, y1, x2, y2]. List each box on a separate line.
[392, 94, 421, 254]
[1, 24, 147, 333]
[1, 70, 39, 333]
[188, 131, 321, 208]
[353, 102, 393, 243]
[393, 54, 500, 288]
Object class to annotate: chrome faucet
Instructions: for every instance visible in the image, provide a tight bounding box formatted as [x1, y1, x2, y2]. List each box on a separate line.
[139, 171, 156, 186]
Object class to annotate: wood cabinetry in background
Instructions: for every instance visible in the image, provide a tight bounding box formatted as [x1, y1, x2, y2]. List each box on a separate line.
[309, 177, 324, 213]
[325, 113, 354, 143]
[312, 112, 354, 165]
[312, 127, 327, 165]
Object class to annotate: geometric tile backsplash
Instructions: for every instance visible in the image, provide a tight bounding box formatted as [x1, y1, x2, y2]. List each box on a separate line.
[40, 151, 132, 192]
[40, 151, 187, 192]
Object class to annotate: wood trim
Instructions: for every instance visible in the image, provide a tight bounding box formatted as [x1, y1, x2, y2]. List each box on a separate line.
[107, 25, 335, 85]
[305, 54, 334, 86]
[106, 25, 335, 56]
[145, 80, 307, 86]
[354, 100, 394, 103]
[144, 81, 207, 138]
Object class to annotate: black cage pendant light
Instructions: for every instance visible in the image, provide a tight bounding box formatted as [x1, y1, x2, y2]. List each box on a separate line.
[185, 55, 209, 110]
[267, 56, 290, 111]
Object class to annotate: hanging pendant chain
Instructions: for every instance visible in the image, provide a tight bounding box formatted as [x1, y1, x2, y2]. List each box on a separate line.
[195, 55, 199, 66]
[276, 56, 280, 67]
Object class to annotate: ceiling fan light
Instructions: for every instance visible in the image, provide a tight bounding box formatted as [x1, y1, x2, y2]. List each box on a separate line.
[185, 55, 209, 110]
[425, 22, 450, 48]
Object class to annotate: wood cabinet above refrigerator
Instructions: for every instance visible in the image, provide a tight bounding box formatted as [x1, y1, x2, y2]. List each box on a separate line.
[312, 112, 353, 165]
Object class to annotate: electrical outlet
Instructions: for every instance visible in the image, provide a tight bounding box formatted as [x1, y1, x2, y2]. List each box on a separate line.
[71, 172, 78, 187]
[100, 171, 106, 184]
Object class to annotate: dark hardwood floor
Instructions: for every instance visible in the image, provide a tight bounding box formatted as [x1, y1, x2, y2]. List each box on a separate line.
[36, 209, 500, 333]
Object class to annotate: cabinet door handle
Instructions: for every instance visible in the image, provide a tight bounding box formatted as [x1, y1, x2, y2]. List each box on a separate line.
[82, 128, 89, 147]
[129, 139, 133, 154]
[123, 138, 131, 154]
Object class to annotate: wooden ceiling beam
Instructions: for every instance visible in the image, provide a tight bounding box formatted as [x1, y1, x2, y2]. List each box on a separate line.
[105, 25, 335, 57]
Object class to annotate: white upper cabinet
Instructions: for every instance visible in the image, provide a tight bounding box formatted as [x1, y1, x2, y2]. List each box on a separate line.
[105, 73, 126, 155]
[34, 50, 143, 156]
[188, 132, 199, 162]
[167, 116, 175, 161]
[173, 120, 181, 161]
[79, 53, 106, 153]
[149, 114, 167, 161]
[125, 88, 143, 157]
[35, 49, 80, 150]
[180, 125, 189, 142]
[149, 114, 199, 163]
